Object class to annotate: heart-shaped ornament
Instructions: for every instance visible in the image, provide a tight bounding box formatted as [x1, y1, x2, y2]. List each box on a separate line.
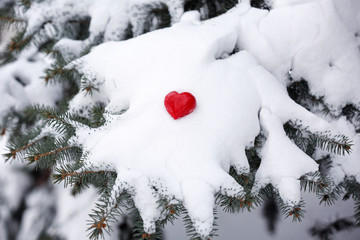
[164, 91, 196, 119]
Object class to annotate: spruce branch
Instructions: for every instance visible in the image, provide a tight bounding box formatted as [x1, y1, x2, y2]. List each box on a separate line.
[215, 192, 256, 213]
[300, 172, 332, 194]
[54, 165, 116, 187]
[43, 63, 78, 85]
[0, 15, 25, 29]
[81, 77, 100, 96]
[285, 121, 353, 156]
[8, 33, 33, 52]
[313, 133, 352, 155]
[258, 185, 306, 222]
[183, 208, 218, 240]
[229, 167, 256, 190]
[283, 203, 305, 222]
[129, 202, 163, 240]
[318, 185, 343, 206]
[27, 105, 76, 138]
[4, 126, 45, 161]
[7, 137, 46, 160]
[26, 145, 77, 166]
[0, 30, 33, 65]
[157, 198, 184, 226]
[341, 178, 360, 201]
[88, 191, 131, 240]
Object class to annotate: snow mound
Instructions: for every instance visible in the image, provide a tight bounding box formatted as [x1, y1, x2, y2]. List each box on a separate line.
[237, 0, 360, 111]
[65, 3, 350, 236]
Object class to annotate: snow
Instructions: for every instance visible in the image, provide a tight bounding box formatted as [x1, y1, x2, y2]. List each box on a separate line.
[70, 8, 261, 237]
[1, 0, 360, 238]
[237, 0, 360, 111]
[255, 109, 318, 204]
[63, 1, 360, 236]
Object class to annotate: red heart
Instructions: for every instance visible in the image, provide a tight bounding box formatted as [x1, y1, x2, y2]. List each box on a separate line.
[164, 91, 196, 120]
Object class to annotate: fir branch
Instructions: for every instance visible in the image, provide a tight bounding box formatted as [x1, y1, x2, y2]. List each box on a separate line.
[258, 185, 306, 222]
[314, 133, 353, 155]
[27, 145, 72, 164]
[54, 162, 117, 195]
[0, 30, 33, 65]
[43, 64, 78, 85]
[4, 126, 44, 161]
[8, 33, 33, 52]
[88, 191, 131, 240]
[183, 208, 218, 240]
[283, 202, 305, 222]
[0, 15, 25, 29]
[53, 167, 116, 186]
[55, 163, 124, 239]
[8, 137, 46, 160]
[57, 170, 106, 181]
[341, 178, 360, 201]
[300, 172, 331, 194]
[24, 136, 82, 168]
[285, 121, 353, 156]
[81, 77, 100, 96]
[215, 192, 256, 213]
[245, 134, 264, 172]
[157, 198, 184, 226]
[228, 167, 256, 191]
[129, 203, 163, 240]
[28, 105, 77, 137]
[318, 185, 343, 206]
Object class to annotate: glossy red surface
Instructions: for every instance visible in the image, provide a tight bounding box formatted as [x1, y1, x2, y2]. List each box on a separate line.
[164, 91, 196, 120]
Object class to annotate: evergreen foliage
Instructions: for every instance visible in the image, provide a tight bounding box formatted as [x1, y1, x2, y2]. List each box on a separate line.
[0, 0, 359, 240]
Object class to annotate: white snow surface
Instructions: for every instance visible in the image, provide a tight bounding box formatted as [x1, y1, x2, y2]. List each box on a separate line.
[1, 0, 358, 238]
[237, 0, 360, 111]
[63, 1, 360, 236]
